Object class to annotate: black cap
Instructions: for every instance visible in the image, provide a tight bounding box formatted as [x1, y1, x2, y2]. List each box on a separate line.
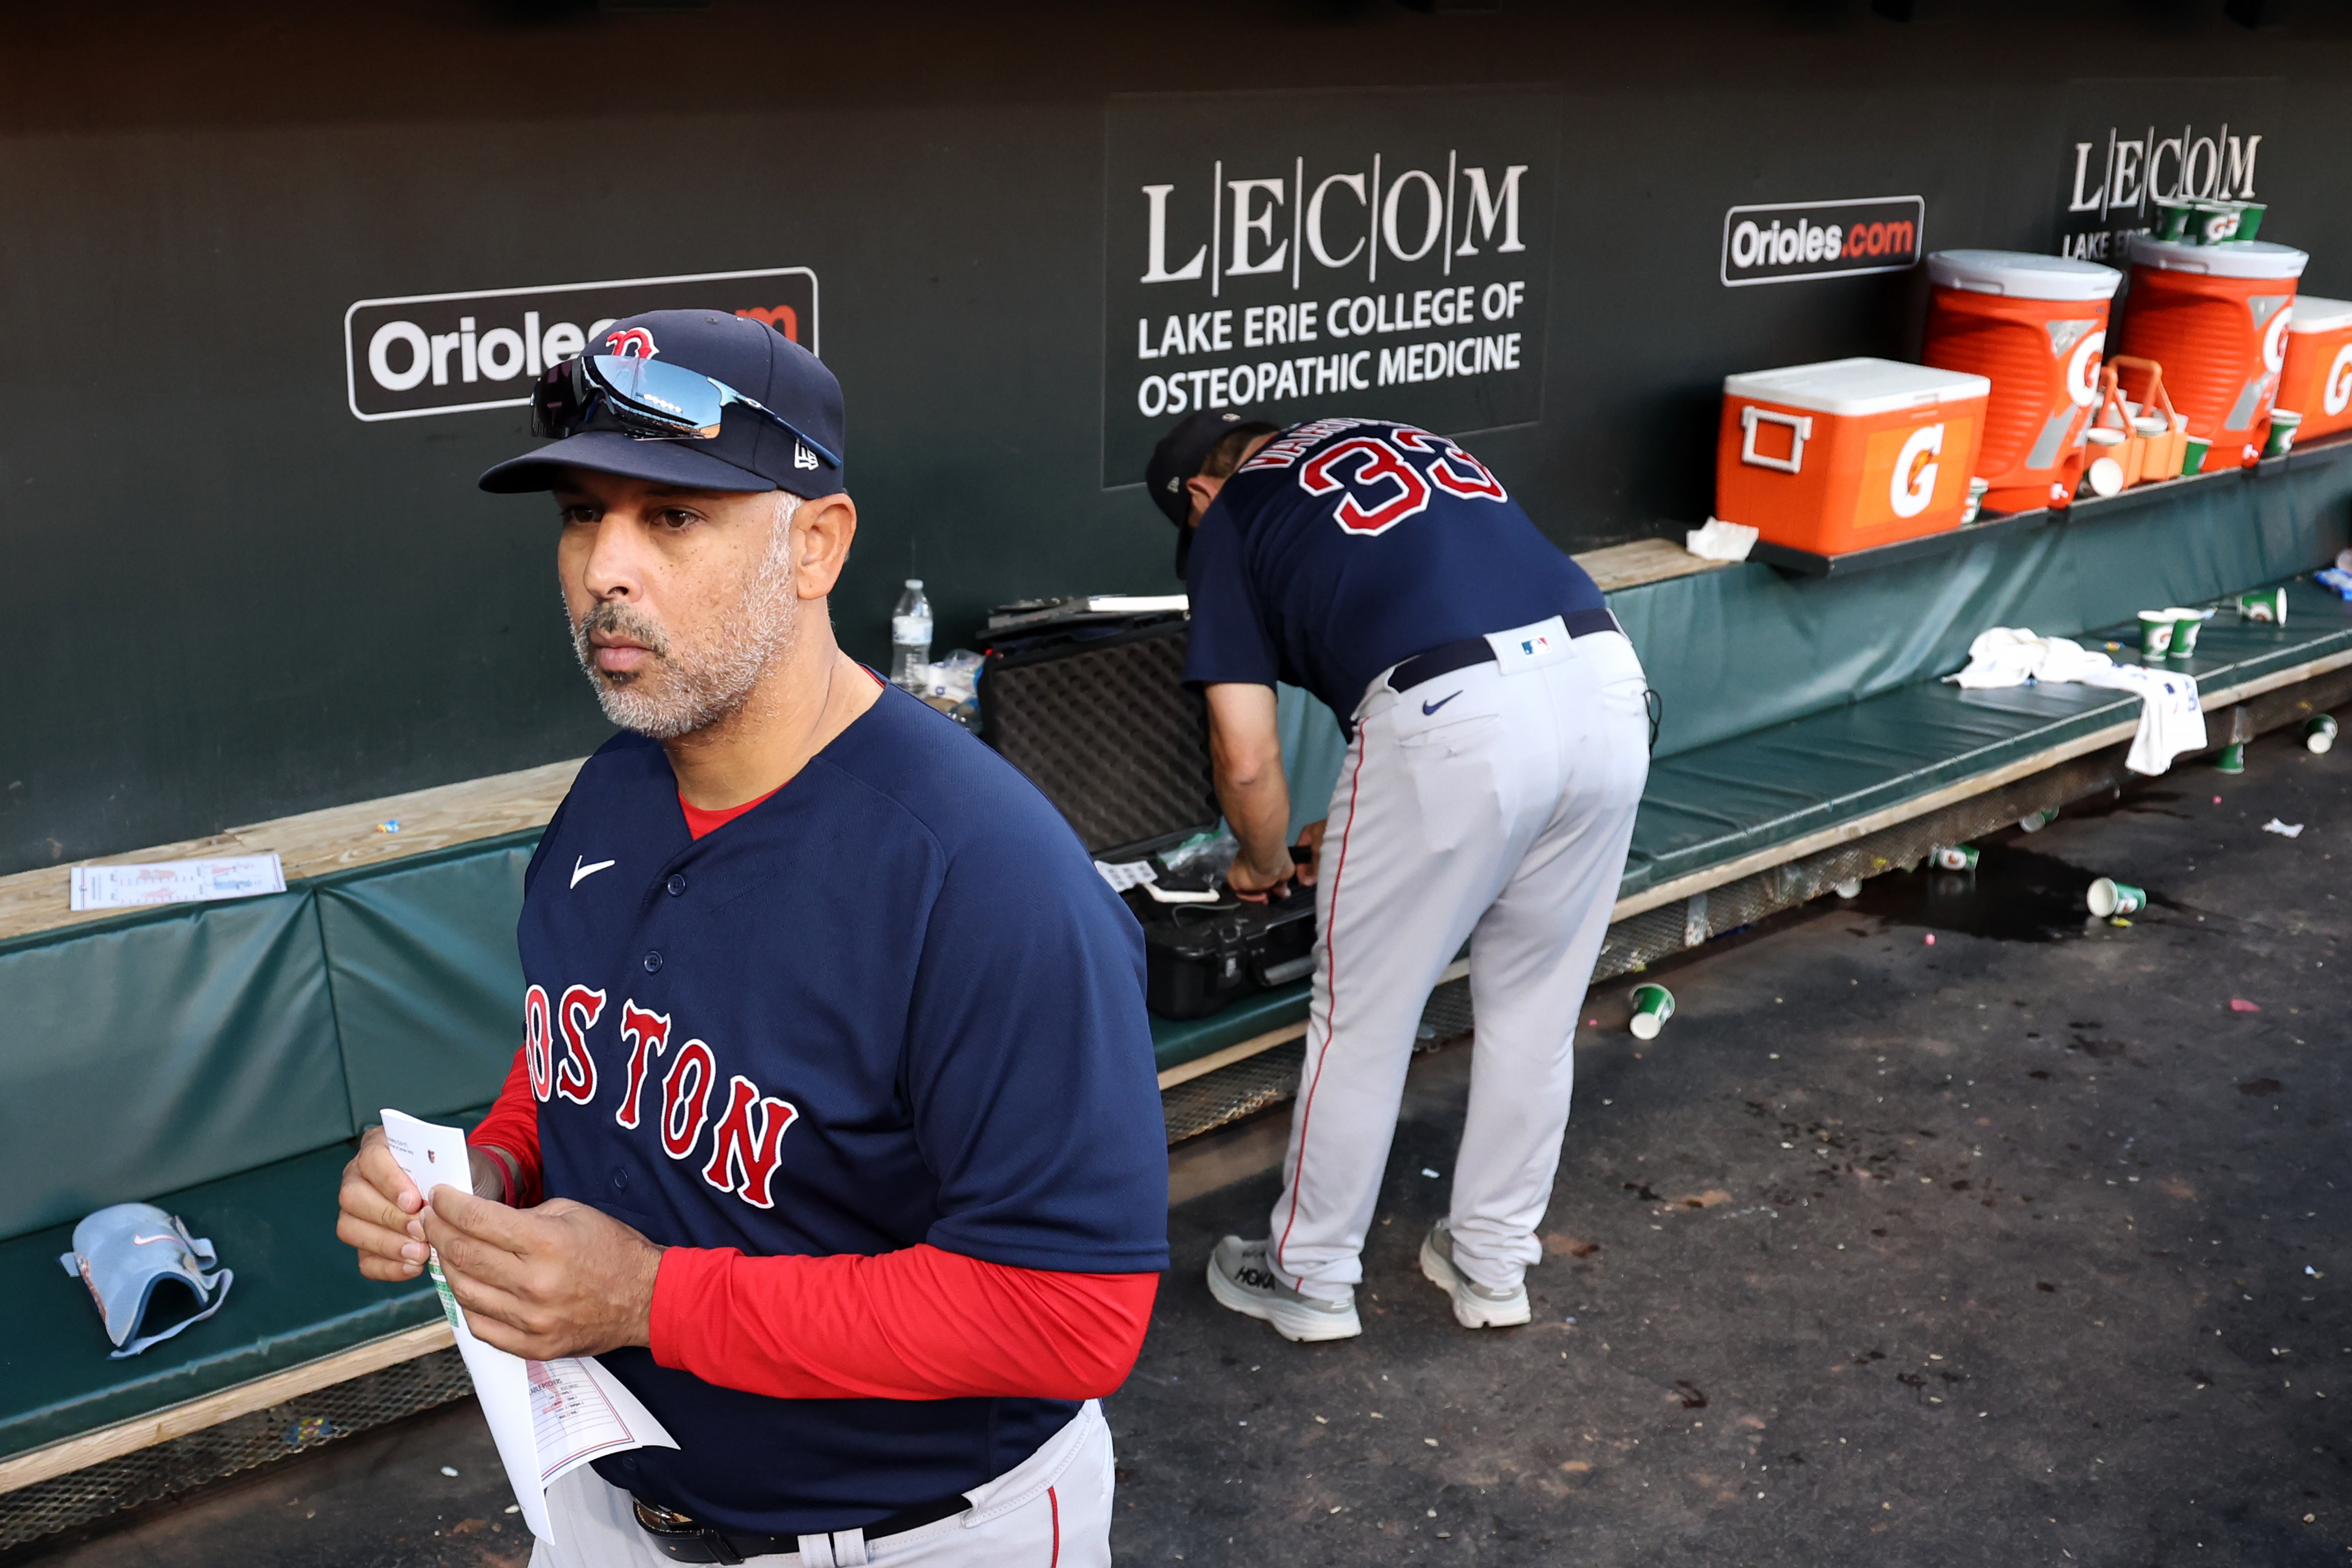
[478, 309, 846, 497]
[1146, 409, 1246, 576]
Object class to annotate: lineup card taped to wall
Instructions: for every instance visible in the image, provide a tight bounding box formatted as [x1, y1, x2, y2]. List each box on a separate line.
[69, 854, 286, 911]
[378, 1110, 675, 1543]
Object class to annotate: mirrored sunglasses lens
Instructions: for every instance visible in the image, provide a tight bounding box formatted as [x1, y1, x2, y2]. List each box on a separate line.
[590, 356, 724, 433]
[529, 362, 583, 438]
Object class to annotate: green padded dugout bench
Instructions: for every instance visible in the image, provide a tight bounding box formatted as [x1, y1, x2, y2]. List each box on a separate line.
[0, 837, 536, 1475]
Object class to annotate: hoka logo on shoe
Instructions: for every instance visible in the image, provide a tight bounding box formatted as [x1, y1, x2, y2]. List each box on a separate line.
[1236, 1265, 1282, 1290]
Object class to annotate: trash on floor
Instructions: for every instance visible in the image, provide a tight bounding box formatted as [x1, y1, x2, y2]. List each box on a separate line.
[2086, 877, 2147, 916]
[2262, 818, 2305, 837]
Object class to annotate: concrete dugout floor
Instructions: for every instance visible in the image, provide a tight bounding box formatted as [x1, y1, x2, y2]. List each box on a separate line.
[15, 720, 2350, 1568]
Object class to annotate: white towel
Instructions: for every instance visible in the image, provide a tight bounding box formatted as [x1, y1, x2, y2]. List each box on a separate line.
[1685, 518, 1759, 563]
[1945, 627, 2206, 775]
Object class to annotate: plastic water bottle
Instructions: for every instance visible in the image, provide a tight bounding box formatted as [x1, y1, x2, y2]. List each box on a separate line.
[891, 579, 932, 690]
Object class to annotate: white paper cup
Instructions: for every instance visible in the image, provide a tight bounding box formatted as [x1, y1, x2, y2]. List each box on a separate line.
[2087, 456, 2126, 497]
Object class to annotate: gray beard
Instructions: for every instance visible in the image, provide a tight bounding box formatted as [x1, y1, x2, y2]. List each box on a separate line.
[568, 504, 802, 740]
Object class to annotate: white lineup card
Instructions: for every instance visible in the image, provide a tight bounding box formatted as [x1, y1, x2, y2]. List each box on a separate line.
[378, 1110, 675, 1542]
[70, 854, 286, 911]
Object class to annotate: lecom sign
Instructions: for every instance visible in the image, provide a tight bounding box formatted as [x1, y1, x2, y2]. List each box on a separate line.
[343, 267, 818, 422]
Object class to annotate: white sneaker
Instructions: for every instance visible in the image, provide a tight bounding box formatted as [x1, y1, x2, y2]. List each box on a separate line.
[1205, 1237, 1362, 1342]
[1419, 1219, 1531, 1329]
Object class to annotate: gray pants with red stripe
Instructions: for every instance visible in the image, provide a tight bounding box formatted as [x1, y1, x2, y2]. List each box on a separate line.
[1268, 627, 1650, 1299]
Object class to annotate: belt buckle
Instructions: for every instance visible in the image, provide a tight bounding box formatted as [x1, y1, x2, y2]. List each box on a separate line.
[632, 1497, 744, 1565]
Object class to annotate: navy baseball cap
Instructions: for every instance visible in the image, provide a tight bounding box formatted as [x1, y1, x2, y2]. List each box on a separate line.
[479, 309, 845, 497]
[1147, 408, 1251, 576]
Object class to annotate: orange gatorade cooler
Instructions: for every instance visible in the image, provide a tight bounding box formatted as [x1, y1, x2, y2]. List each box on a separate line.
[2278, 295, 2352, 444]
[1716, 358, 1990, 555]
[2117, 236, 2307, 470]
[1922, 250, 2122, 515]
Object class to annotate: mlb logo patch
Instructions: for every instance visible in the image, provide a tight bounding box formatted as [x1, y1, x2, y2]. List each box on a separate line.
[1487, 615, 1575, 675]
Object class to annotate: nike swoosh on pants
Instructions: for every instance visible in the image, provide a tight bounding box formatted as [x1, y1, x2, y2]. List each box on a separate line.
[1422, 691, 1463, 716]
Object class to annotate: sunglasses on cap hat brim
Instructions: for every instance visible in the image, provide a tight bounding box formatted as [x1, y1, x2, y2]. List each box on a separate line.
[533, 354, 842, 469]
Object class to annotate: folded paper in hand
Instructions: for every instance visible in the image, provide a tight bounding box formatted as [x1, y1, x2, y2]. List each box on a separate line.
[379, 1110, 676, 1544]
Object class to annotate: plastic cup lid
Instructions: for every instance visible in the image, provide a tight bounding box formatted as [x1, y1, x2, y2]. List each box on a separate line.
[2085, 426, 2126, 445]
[2087, 457, 2126, 496]
[1630, 1013, 1663, 1040]
[2129, 234, 2308, 279]
[1928, 249, 2123, 301]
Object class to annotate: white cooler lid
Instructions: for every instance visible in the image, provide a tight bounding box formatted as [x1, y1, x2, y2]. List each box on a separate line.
[1928, 249, 2122, 301]
[1723, 357, 1991, 418]
[2129, 234, 2309, 280]
[2290, 295, 2352, 335]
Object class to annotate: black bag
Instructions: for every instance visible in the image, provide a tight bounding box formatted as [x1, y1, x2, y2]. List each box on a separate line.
[982, 614, 1317, 1021]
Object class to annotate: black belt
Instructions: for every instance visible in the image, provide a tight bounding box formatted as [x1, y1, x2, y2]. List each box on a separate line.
[1388, 607, 1623, 695]
[633, 1490, 972, 1564]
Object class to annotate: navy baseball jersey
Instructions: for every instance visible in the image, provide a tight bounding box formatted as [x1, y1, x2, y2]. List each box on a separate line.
[516, 688, 1169, 1534]
[1182, 418, 1605, 728]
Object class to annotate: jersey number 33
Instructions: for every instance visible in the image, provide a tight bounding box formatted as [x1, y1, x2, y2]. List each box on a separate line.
[1295, 426, 1508, 537]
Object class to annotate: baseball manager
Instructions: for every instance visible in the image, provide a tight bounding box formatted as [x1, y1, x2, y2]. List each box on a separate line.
[336, 310, 1168, 1566]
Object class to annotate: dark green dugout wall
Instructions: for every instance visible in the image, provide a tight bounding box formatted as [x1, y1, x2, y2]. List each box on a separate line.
[0, 839, 534, 1243]
[5, 1, 2352, 875]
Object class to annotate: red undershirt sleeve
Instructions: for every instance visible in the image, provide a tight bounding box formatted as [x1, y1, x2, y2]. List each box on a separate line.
[464, 1044, 544, 1209]
[649, 1243, 1159, 1403]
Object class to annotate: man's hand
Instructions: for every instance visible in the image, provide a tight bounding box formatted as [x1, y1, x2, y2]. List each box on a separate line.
[1293, 819, 1328, 887]
[1224, 848, 1294, 904]
[336, 1126, 510, 1282]
[421, 1188, 663, 1360]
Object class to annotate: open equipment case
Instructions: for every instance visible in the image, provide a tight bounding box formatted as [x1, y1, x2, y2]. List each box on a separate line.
[980, 608, 1316, 1021]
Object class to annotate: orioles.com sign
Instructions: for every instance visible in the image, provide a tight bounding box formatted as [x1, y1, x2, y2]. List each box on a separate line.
[1102, 88, 1559, 488]
[1719, 196, 1926, 288]
[343, 267, 819, 422]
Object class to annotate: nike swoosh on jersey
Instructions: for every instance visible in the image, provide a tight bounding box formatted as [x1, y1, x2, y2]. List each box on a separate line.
[1421, 691, 1463, 716]
[571, 857, 618, 889]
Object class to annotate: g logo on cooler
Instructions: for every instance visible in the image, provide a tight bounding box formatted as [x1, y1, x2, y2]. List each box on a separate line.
[2261, 305, 2293, 375]
[1890, 422, 1944, 519]
[2065, 330, 2107, 409]
[2326, 344, 2352, 419]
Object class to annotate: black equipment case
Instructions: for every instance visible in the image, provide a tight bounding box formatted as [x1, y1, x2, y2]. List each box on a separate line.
[980, 612, 1316, 1021]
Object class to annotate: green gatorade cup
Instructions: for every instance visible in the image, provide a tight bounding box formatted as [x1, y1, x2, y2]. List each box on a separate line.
[2085, 877, 2146, 917]
[1628, 984, 1676, 1041]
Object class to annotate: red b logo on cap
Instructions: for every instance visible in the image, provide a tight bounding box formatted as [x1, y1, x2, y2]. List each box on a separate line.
[604, 328, 657, 359]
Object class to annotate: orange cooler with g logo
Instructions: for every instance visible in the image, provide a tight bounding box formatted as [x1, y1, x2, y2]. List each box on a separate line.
[1922, 250, 2121, 515]
[2278, 296, 2352, 444]
[2117, 236, 2307, 470]
[1716, 358, 1991, 557]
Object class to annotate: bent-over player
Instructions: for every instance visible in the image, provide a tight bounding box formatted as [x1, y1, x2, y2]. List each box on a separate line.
[338, 311, 1168, 1566]
[1146, 410, 1648, 1342]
